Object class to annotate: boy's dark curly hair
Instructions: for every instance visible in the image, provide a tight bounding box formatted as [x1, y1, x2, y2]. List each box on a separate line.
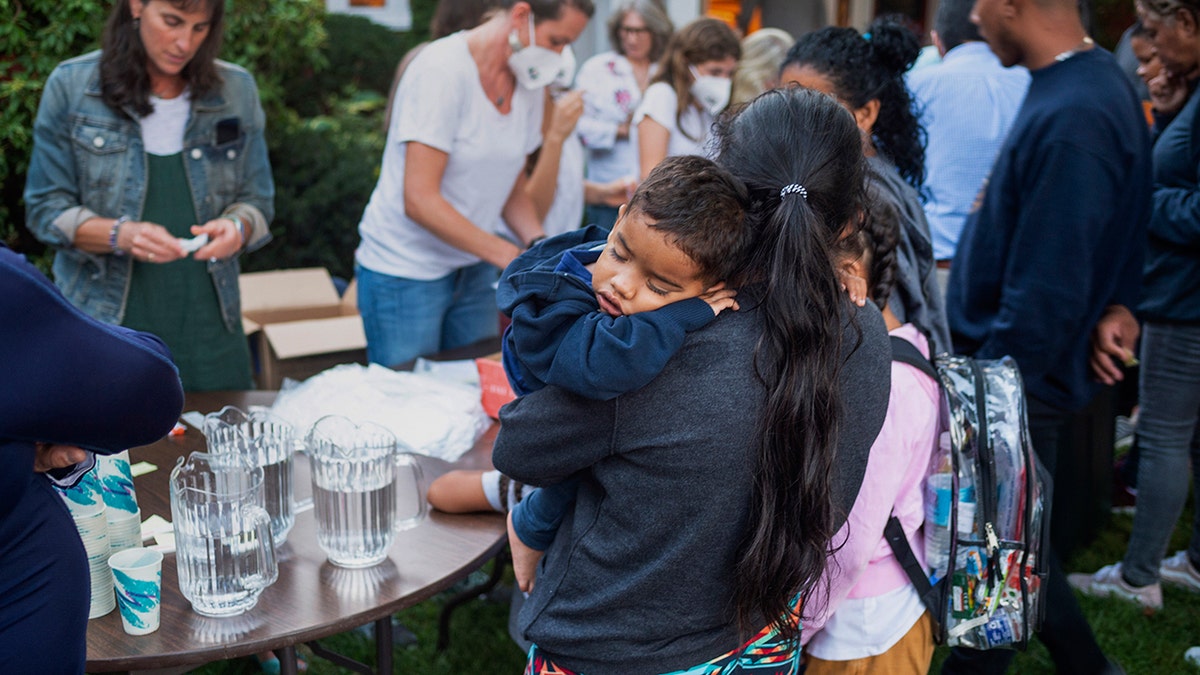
[781, 14, 927, 190]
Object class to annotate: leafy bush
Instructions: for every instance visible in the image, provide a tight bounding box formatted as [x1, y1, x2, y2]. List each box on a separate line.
[0, 0, 106, 257]
[247, 93, 388, 281]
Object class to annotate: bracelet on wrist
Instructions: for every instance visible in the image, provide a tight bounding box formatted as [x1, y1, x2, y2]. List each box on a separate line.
[109, 216, 130, 255]
[527, 235, 547, 249]
[227, 214, 247, 247]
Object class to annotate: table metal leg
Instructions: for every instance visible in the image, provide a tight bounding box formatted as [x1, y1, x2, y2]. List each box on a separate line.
[304, 615, 395, 675]
[436, 550, 508, 651]
[375, 615, 394, 673]
[306, 639, 376, 675]
[278, 645, 299, 675]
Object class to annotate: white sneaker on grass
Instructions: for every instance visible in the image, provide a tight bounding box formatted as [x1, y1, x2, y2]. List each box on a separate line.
[1160, 551, 1200, 592]
[1068, 563, 1163, 612]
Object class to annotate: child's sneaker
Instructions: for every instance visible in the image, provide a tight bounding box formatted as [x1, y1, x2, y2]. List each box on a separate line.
[1068, 563, 1163, 612]
[1160, 551, 1200, 592]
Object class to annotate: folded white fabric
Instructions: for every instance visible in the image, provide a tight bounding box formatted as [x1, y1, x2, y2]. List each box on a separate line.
[270, 363, 491, 462]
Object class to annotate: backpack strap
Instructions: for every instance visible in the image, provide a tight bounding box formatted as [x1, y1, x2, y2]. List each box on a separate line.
[885, 514, 944, 639]
[889, 335, 939, 381]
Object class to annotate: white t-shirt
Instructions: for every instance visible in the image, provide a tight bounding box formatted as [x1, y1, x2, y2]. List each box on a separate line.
[139, 92, 191, 156]
[805, 582, 927, 660]
[542, 132, 586, 237]
[632, 82, 713, 168]
[356, 32, 544, 280]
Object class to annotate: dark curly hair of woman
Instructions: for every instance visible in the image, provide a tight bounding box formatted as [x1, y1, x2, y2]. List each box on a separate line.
[781, 14, 927, 190]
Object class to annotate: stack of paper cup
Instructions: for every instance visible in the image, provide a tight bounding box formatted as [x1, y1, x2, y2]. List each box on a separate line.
[97, 452, 143, 553]
[56, 469, 116, 618]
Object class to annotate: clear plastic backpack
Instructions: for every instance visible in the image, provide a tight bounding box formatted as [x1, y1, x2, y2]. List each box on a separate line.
[887, 341, 1052, 650]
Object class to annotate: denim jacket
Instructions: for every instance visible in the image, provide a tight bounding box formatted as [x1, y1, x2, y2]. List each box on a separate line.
[24, 50, 274, 331]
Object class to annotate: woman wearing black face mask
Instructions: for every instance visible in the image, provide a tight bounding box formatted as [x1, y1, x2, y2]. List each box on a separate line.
[354, 0, 593, 369]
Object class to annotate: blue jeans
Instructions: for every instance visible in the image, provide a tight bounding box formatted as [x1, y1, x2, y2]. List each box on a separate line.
[1122, 322, 1200, 586]
[356, 262, 500, 368]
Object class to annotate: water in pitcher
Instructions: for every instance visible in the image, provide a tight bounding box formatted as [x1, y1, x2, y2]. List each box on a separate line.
[261, 456, 294, 543]
[313, 469, 396, 568]
[176, 514, 275, 616]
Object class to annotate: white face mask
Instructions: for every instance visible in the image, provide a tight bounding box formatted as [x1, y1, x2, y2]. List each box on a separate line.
[508, 13, 565, 90]
[552, 44, 577, 89]
[689, 66, 732, 116]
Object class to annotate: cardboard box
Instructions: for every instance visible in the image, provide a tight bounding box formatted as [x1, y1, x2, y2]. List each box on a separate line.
[475, 353, 516, 418]
[239, 268, 367, 389]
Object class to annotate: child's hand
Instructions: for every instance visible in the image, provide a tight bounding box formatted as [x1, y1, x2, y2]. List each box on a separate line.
[508, 511, 545, 593]
[838, 270, 869, 307]
[700, 283, 739, 316]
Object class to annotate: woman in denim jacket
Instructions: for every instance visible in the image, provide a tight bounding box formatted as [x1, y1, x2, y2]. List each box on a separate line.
[25, 0, 274, 392]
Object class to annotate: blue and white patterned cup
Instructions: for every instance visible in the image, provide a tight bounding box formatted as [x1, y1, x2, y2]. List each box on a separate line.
[108, 548, 163, 635]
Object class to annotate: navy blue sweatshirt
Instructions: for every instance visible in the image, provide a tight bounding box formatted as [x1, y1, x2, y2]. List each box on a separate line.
[1140, 84, 1200, 323]
[947, 48, 1152, 412]
[0, 245, 183, 673]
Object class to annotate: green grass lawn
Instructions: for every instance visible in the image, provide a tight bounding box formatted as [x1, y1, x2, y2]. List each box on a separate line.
[189, 507, 1199, 674]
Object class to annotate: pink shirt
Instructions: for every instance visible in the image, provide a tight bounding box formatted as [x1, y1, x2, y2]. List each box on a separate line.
[802, 324, 940, 644]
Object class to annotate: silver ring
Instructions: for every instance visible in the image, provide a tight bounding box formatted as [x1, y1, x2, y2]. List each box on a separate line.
[148, 252, 155, 262]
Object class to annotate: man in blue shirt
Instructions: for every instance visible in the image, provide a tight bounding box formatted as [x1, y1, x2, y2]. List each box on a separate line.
[943, 0, 1150, 671]
[907, 0, 1029, 296]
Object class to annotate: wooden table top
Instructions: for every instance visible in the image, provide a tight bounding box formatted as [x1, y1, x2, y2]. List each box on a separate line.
[84, 389, 505, 672]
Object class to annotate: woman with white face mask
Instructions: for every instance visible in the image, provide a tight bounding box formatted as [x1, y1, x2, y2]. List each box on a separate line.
[355, 0, 593, 368]
[634, 17, 741, 179]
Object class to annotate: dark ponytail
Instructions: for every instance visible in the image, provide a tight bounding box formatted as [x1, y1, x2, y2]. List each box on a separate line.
[713, 87, 867, 641]
[781, 16, 926, 189]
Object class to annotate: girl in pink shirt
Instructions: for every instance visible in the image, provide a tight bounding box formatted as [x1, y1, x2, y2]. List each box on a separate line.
[802, 189, 941, 674]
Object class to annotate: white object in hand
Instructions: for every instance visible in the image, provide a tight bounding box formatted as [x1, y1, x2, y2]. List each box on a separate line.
[178, 233, 209, 253]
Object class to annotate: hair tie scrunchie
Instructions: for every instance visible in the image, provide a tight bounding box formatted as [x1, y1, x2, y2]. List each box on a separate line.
[780, 183, 808, 201]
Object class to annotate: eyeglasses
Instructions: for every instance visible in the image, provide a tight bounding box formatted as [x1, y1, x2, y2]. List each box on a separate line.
[619, 26, 651, 36]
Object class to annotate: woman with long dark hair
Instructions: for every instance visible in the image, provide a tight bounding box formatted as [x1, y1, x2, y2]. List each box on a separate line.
[492, 87, 891, 674]
[25, 0, 275, 392]
[781, 16, 951, 355]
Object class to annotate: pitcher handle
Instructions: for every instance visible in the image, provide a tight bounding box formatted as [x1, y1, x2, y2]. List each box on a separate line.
[291, 438, 314, 513]
[241, 504, 279, 589]
[394, 453, 427, 533]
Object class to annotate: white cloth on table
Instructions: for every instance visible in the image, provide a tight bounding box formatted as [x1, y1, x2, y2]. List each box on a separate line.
[270, 363, 491, 462]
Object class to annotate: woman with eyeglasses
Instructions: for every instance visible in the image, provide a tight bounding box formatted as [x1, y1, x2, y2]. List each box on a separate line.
[574, 0, 673, 229]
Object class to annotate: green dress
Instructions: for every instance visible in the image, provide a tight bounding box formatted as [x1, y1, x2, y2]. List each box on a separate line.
[122, 153, 253, 391]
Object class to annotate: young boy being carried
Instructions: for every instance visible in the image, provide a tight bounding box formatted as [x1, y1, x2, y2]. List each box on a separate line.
[427, 155, 863, 589]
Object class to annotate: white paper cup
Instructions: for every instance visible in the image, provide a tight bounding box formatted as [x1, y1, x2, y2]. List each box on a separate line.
[97, 451, 139, 515]
[57, 469, 106, 518]
[88, 569, 115, 619]
[107, 509, 143, 554]
[108, 548, 164, 635]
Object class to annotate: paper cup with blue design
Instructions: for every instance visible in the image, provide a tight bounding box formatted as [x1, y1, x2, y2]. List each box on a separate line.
[108, 548, 163, 635]
[55, 466, 106, 518]
[97, 450, 139, 515]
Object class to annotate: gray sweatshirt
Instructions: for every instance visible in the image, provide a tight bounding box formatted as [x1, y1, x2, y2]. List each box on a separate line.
[493, 300, 892, 674]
